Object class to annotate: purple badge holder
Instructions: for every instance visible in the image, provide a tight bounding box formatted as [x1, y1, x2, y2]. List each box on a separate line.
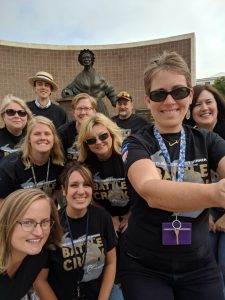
[162, 221, 192, 245]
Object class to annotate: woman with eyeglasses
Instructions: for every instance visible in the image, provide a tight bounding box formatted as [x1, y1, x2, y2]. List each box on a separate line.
[58, 93, 96, 162]
[0, 116, 64, 202]
[34, 162, 117, 300]
[120, 51, 225, 300]
[77, 113, 131, 300]
[0, 94, 32, 160]
[0, 188, 62, 300]
[185, 84, 225, 296]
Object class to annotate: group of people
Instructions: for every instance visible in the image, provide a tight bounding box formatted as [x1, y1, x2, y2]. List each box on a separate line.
[1, 50, 225, 300]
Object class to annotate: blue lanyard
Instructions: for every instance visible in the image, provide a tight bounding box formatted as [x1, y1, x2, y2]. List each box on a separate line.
[153, 126, 186, 182]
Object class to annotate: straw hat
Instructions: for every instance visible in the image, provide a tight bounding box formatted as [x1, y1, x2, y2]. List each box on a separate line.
[28, 71, 58, 92]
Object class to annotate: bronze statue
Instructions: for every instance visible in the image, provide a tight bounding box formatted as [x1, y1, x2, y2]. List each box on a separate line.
[61, 49, 116, 116]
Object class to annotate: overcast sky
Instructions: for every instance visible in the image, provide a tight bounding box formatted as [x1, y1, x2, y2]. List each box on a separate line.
[1, 0, 224, 78]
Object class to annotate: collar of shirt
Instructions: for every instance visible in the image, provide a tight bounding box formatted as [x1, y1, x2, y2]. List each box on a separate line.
[35, 99, 51, 109]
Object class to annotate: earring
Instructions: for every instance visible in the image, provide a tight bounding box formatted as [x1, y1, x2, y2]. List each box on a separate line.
[186, 108, 190, 120]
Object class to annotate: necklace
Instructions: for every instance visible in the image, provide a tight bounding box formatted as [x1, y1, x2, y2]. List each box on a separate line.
[64, 208, 89, 299]
[162, 137, 181, 147]
[31, 159, 50, 193]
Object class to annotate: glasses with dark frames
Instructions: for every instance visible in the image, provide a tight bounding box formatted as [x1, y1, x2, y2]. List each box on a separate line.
[16, 219, 54, 232]
[85, 132, 109, 145]
[4, 109, 27, 117]
[149, 87, 191, 102]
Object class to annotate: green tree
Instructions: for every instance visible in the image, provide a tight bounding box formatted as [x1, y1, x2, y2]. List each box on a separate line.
[213, 77, 225, 98]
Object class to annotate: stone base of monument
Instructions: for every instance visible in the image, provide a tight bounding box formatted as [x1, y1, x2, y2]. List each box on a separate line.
[57, 96, 74, 121]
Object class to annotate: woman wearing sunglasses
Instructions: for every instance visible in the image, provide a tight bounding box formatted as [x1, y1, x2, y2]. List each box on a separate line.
[58, 93, 96, 162]
[0, 94, 32, 160]
[120, 51, 225, 300]
[0, 116, 64, 201]
[77, 113, 131, 300]
[34, 162, 117, 300]
[0, 188, 62, 300]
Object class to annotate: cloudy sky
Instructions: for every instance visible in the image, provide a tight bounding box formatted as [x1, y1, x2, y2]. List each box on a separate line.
[1, 0, 224, 78]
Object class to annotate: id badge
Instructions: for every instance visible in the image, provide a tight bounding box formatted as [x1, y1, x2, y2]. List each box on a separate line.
[162, 221, 192, 245]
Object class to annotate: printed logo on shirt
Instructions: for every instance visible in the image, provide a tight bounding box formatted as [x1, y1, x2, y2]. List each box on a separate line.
[67, 146, 79, 161]
[120, 128, 131, 140]
[20, 178, 56, 196]
[61, 232, 105, 282]
[0, 144, 19, 156]
[151, 150, 209, 218]
[93, 173, 130, 207]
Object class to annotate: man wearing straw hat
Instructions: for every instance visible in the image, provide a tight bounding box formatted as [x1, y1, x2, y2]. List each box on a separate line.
[27, 71, 68, 129]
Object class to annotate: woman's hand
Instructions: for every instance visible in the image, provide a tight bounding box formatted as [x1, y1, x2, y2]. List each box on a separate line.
[215, 213, 225, 232]
[112, 216, 120, 234]
[119, 212, 131, 233]
[209, 213, 216, 232]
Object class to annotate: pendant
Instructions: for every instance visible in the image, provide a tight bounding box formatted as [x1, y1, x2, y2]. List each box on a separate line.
[168, 139, 180, 147]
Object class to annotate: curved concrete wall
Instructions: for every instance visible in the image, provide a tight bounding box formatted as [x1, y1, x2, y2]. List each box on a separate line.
[0, 33, 195, 116]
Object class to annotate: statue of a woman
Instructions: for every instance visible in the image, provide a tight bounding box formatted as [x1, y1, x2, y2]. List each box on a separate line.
[61, 49, 116, 116]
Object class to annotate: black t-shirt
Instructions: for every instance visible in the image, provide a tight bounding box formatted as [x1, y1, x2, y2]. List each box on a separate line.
[214, 119, 225, 140]
[111, 114, 149, 138]
[85, 152, 131, 216]
[0, 127, 25, 160]
[27, 100, 68, 129]
[47, 205, 117, 300]
[0, 152, 64, 198]
[121, 124, 225, 271]
[57, 120, 79, 161]
[0, 248, 48, 300]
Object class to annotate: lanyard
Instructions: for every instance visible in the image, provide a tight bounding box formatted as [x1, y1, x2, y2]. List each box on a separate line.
[153, 126, 186, 182]
[31, 159, 50, 186]
[64, 208, 89, 295]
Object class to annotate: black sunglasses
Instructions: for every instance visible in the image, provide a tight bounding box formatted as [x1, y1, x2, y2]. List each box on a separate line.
[85, 132, 109, 145]
[4, 109, 27, 117]
[149, 87, 191, 102]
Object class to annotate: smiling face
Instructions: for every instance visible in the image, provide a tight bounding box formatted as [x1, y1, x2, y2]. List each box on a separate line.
[145, 70, 193, 133]
[116, 99, 133, 119]
[11, 198, 51, 260]
[192, 90, 218, 130]
[81, 52, 92, 67]
[3, 102, 28, 135]
[74, 97, 95, 127]
[87, 124, 113, 160]
[34, 80, 52, 101]
[29, 123, 54, 156]
[64, 170, 92, 218]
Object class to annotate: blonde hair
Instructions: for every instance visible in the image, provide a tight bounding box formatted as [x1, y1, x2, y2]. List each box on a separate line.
[144, 51, 192, 96]
[21, 116, 64, 168]
[0, 94, 32, 128]
[71, 93, 97, 111]
[0, 188, 63, 274]
[77, 113, 122, 162]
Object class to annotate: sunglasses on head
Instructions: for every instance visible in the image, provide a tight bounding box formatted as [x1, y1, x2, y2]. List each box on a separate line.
[149, 87, 191, 102]
[85, 132, 109, 145]
[4, 109, 27, 117]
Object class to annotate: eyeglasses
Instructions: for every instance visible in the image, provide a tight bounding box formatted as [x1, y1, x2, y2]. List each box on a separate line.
[85, 132, 109, 145]
[75, 107, 93, 113]
[4, 109, 27, 117]
[16, 219, 54, 232]
[149, 87, 191, 102]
